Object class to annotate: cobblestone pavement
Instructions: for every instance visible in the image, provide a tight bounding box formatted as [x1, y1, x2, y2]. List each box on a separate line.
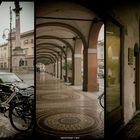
[36, 72, 104, 139]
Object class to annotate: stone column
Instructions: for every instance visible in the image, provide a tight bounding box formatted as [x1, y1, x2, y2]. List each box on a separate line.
[87, 21, 102, 92]
[13, 1, 22, 49]
[74, 39, 83, 86]
[53, 63, 55, 76]
[74, 54, 82, 86]
[62, 60, 64, 79]
[50, 64, 53, 75]
[56, 61, 59, 78]
[67, 48, 72, 83]
[60, 56, 62, 79]
[12, 1, 25, 72]
[58, 61, 61, 79]
[88, 48, 99, 91]
[55, 62, 57, 77]
[48, 64, 51, 74]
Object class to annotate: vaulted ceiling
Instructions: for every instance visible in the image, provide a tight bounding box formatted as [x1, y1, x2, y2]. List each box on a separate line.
[36, 0, 100, 65]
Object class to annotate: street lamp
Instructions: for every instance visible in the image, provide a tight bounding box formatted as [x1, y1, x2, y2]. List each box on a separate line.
[2, 28, 9, 39]
[2, 7, 12, 72]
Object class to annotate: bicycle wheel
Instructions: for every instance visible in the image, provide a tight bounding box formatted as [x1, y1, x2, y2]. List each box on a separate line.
[9, 102, 33, 132]
[99, 94, 104, 109]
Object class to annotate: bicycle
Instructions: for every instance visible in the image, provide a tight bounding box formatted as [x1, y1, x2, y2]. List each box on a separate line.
[98, 92, 104, 109]
[0, 83, 34, 132]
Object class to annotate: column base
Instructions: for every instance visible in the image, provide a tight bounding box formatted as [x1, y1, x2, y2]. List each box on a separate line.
[88, 83, 99, 92]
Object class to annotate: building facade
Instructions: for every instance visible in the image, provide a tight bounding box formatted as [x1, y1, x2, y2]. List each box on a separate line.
[0, 30, 34, 72]
[0, 43, 9, 70]
[104, 2, 140, 138]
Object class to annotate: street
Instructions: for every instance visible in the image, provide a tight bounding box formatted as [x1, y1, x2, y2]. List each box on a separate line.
[17, 72, 34, 85]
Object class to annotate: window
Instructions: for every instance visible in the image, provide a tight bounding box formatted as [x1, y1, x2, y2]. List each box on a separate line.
[25, 60, 27, 66]
[106, 20, 121, 112]
[4, 62, 7, 68]
[31, 39, 34, 44]
[1, 63, 3, 68]
[24, 39, 28, 45]
[19, 59, 24, 67]
[25, 48, 28, 55]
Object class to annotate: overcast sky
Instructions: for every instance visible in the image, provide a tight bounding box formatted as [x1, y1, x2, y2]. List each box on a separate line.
[0, 2, 34, 45]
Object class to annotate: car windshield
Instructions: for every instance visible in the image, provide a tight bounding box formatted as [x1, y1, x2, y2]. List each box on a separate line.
[0, 74, 22, 83]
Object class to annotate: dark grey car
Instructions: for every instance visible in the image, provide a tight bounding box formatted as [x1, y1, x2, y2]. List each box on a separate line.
[0, 72, 34, 95]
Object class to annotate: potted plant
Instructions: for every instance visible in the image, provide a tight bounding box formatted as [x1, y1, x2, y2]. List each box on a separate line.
[62, 62, 72, 70]
[62, 61, 72, 82]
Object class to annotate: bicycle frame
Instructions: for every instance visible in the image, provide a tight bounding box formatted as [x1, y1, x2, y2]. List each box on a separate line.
[98, 92, 104, 109]
[0, 85, 22, 113]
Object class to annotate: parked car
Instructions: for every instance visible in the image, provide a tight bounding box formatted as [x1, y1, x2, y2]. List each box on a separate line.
[0, 72, 34, 95]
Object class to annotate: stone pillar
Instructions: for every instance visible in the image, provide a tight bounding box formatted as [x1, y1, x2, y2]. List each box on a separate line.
[49, 64, 51, 74]
[88, 48, 99, 91]
[50, 64, 53, 76]
[74, 54, 82, 86]
[74, 39, 83, 86]
[58, 61, 61, 79]
[62, 60, 65, 79]
[13, 1, 22, 49]
[12, 1, 25, 73]
[56, 61, 59, 78]
[55, 62, 57, 77]
[52, 63, 56, 76]
[60, 56, 62, 79]
[87, 22, 103, 92]
[67, 58, 72, 77]
[67, 48, 72, 83]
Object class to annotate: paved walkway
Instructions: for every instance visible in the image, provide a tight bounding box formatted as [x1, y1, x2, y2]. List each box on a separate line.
[36, 72, 104, 139]
[0, 112, 18, 139]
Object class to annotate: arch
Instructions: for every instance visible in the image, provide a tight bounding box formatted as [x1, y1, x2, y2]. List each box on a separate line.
[36, 35, 74, 53]
[37, 48, 62, 60]
[37, 47, 62, 58]
[36, 22, 88, 90]
[37, 43, 66, 58]
[37, 47, 63, 79]
[36, 22, 87, 48]
[37, 51, 59, 77]
[36, 54, 56, 63]
[36, 57, 54, 64]
[87, 21, 104, 91]
[37, 51, 59, 61]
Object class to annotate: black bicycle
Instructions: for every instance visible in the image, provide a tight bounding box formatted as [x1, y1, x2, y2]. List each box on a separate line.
[0, 84, 34, 132]
[9, 96, 34, 132]
[98, 92, 104, 109]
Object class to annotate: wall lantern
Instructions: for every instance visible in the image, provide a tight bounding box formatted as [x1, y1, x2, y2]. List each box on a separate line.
[134, 42, 140, 56]
[128, 47, 134, 65]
